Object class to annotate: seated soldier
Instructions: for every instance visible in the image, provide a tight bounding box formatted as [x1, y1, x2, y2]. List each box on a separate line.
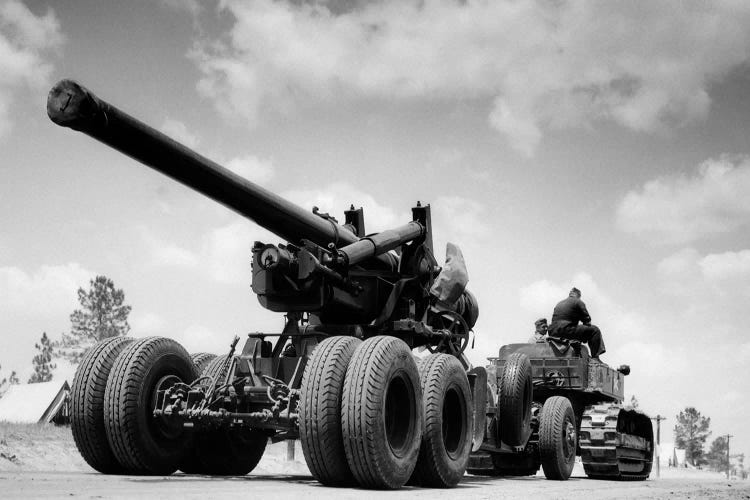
[528, 318, 548, 343]
[548, 287, 606, 360]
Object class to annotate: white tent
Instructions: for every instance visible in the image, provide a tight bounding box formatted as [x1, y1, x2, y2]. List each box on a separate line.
[0, 380, 70, 424]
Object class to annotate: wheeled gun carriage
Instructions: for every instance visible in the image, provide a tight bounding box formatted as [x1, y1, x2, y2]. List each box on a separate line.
[48, 80, 485, 489]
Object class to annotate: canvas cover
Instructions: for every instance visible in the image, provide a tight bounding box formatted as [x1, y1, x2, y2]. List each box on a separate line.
[0, 380, 70, 423]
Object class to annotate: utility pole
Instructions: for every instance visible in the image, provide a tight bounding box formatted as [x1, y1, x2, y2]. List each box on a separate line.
[651, 415, 667, 478]
[724, 434, 733, 480]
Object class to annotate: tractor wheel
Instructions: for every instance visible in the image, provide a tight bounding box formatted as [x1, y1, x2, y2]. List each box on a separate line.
[186, 428, 268, 476]
[342, 336, 422, 489]
[299, 336, 361, 486]
[189, 352, 216, 375]
[200, 354, 230, 390]
[180, 353, 268, 475]
[498, 352, 532, 446]
[539, 396, 577, 480]
[70, 336, 133, 473]
[409, 353, 472, 488]
[104, 336, 198, 474]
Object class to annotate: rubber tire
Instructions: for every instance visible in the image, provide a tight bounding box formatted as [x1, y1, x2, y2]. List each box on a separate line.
[200, 354, 230, 389]
[190, 352, 216, 375]
[178, 354, 226, 473]
[70, 336, 133, 473]
[539, 396, 576, 480]
[188, 429, 268, 476]
[180, 354, 267, 475]
[299, 336, 362, 486]
[104, 336, 198, 474]
[498, 352, 532, 446]
[342, 336, 422, 489]
[409, 353, 472, 488]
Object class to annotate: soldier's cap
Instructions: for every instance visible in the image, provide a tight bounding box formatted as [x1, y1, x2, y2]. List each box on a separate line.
[534, 318, 547, 327]
[569, 287, 581, 297]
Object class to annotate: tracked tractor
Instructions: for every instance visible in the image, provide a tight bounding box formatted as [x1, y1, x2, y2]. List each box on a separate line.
[469, 339, 654, 481]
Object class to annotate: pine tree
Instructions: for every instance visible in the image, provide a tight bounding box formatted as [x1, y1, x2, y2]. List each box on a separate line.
[706, 435, 729, 473]
[0, 364, 20, 396]
[29, 332, 57, 383]
[674, 407, 711, 466]
[55, 275, 132, 365]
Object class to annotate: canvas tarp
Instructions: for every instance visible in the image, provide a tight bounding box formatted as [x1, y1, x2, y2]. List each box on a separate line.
[0, 380, 70, 423]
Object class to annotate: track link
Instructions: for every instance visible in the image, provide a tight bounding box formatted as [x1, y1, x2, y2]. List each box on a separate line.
[579, 404, 653, 481]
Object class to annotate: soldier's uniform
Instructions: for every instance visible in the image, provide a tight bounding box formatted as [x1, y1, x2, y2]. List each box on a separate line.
[548, 290, 606, 358]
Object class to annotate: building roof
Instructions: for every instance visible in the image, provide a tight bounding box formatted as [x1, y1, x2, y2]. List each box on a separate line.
[0, 380, 70, 423]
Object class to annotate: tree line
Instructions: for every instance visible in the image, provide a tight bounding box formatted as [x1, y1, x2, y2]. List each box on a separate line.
[674, 406, 745, 478]
[0, 275, 131, 394]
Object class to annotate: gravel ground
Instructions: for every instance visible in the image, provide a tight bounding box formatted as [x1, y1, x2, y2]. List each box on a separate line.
[1, 424, 748, 499]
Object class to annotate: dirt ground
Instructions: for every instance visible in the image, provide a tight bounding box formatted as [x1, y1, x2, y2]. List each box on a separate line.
[1, 424, 748, 499]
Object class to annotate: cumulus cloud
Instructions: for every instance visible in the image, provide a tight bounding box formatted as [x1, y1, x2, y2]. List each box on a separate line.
[617, 156, 750, 244]
[189, 1, 750, 156]
[129, 311, 168, 335]
[659, 247, 750, 293]
[160, 118, 200, 149]
[700, 250, 750, 282]
[0, 262, 94, 315]
[0, 0, 63, 137]
[225, 155, 275, 185]
[283, 182, 401, 233]
[173, 324, 226, 354]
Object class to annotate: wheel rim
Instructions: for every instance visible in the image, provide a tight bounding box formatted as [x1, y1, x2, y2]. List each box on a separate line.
[562, 418, 576, 461]
[152, 374, 183, 440]
[384, 371, 415, 457]
[441, 385, 466, 459]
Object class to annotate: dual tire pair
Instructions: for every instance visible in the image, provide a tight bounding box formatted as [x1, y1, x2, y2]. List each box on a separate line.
[70, 336, 267, 476]
[70, 336, 198, 474]
[298, 335, 473, 489]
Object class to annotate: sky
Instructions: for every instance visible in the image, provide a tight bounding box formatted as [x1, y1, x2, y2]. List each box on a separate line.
[2, 0, 750, 460]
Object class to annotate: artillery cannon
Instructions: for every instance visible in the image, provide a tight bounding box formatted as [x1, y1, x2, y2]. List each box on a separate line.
[49, 80, 483, 488]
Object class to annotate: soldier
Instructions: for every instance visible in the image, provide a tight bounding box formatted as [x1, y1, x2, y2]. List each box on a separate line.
[528, 318, 548, 343]
[548, 287, 606, 360]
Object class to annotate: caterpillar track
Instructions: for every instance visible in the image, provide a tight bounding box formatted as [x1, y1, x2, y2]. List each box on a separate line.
[579, 404, 654, 481]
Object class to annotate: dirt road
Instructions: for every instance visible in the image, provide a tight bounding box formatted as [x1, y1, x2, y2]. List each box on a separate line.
[1, 426, 747, 499]
[2, 468, 748, 499]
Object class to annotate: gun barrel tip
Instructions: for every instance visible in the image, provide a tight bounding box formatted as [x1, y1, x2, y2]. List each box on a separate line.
[46, 79, 97, 128]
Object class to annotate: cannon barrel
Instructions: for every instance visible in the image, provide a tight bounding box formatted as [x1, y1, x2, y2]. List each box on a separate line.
[47, 79, 363, 251]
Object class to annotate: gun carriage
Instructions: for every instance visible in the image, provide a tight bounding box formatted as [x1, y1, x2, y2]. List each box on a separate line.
[48, 80, 483, 489]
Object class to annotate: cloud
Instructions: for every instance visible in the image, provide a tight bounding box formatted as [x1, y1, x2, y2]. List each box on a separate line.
[129, 311, 168, 335]
[160, 0, 202, 18]
[173, 324, 225, 354]
[0, 0, 63, 137]
[0, 263, 94, 316]
[189, 1, 750, 156]
[432, 196, 490, 246]
[283, 182, 401, 233]
[658, 247, 750, 292]
[700, 250, 750, 282]
[141, 228, 200, 268]
[225, 155, 275, 185]
[617, 156, 750, 244]
[160, 118, 200, 149]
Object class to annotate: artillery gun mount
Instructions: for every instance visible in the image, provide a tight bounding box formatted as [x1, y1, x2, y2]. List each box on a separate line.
[469, 339, 654, 481]
[48, 80, 484, 489]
